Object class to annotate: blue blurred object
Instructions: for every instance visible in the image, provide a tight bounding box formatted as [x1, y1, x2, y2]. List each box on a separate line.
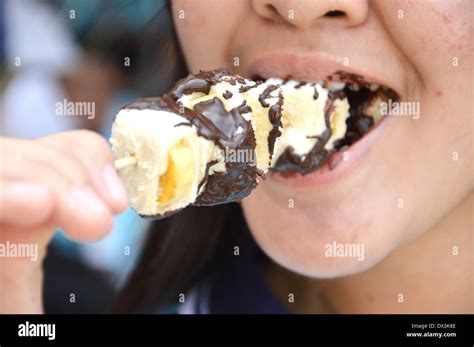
[54, 205, 149, 286]
[0, 0, 5, 65]
[58, 0, 165, 38]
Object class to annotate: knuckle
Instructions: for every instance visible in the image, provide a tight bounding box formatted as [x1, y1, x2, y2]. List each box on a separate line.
[73, 130, 112, 161]
[37, 143, 88, 187]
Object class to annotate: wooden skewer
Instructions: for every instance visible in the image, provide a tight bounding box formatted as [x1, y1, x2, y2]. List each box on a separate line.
[114, 156, 137, 170]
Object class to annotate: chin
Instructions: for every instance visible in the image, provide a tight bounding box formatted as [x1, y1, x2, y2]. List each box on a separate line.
[241, 184, 405, 279]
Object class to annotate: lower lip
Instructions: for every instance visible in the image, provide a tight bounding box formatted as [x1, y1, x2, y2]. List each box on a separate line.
[267, 115, 393, 188]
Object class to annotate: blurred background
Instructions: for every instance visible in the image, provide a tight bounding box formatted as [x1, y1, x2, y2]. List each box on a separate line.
[0, 0, 186, 313]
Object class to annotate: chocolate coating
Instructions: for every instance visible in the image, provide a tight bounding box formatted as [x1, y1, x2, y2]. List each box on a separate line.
[170, 68, 231, 99]
[267, 93, 283, 157]
[271, 96, 334, 174]
[188, 95, 258, 204]
[238, 84, 258, 92]
[222, 90, 233, 99]
[258, 85, 279, 107]
[313, 87, 319, 100]
[126, 69, 260, 210]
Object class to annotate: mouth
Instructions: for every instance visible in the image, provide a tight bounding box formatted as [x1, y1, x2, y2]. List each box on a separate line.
[249, 71, 399, 179]
[323, 71, 399, 151]
[246, 57, 400, 182]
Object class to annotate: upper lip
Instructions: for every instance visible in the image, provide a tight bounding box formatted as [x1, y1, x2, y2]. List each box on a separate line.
[245, 50, 402, 97]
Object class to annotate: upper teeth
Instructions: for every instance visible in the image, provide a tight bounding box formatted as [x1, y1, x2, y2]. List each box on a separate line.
[328, 81, 346, 91]
[348, 83, 360, 92]
[369, 83, 379, 91]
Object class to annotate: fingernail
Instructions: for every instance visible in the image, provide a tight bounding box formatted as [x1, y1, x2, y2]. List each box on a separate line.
[102, 165, 128, 204]
[71, 186, 107, 213]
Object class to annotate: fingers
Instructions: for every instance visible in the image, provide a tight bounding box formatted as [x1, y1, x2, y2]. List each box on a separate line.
[0, 159, 112, 242]
[37, 130, 128, 214]
[0, 131, 127, 315]
[0, 183, 53, 228]
[55, 185, 114, 242]
[2, 137, 89, 187]
[0, 134, 118, 242]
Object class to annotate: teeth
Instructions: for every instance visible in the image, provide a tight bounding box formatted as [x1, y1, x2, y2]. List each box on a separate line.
[363, 92, 390, 123]
[347, 83, 360, 92]
[369, 83, 379, 92]
[327, 81, 346, 91]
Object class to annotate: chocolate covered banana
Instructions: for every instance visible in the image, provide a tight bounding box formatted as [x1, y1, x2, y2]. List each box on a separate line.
[110, 69, 394, 218]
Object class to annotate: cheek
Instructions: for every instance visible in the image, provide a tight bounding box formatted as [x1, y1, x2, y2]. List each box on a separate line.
[240, 180, 404, 278]
[172, 1, 213, 69]
[172, 0, 248, 71]
[374, 0, 472, 82]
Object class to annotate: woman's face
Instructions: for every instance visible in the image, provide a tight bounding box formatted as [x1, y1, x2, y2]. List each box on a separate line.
[172, 0, 473, 277]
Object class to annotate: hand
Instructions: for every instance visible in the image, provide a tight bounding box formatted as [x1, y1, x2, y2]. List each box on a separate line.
[0, 130, 128, 313]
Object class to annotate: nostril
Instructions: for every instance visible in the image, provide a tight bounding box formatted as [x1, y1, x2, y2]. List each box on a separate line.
[324, 10, 346, 18]
[265, 4, 279, 16]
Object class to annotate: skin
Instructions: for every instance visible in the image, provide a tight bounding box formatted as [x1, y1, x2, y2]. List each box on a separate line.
[0, 0, 471, 314]
[172, 0, 473, 312]
[0, 131, 128, 312]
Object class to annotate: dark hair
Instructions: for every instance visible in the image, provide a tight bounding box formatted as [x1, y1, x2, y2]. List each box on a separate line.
[111, 204, 250, 313]
[109, 3, 252, 313]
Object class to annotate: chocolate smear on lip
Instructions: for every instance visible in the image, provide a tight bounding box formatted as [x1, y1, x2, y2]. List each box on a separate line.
[328, 145, 349, 170]
[328, 152, 343, 170]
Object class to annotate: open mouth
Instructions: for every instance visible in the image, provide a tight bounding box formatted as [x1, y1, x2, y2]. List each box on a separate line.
[327, 71, 399, 149]
[251, 71, 400, 175]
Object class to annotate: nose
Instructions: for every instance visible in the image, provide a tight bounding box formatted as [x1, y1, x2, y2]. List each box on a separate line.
[251, 0, 369, 30]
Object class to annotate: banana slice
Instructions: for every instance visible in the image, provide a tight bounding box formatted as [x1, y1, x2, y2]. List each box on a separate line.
[158, 141, 195, 206]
